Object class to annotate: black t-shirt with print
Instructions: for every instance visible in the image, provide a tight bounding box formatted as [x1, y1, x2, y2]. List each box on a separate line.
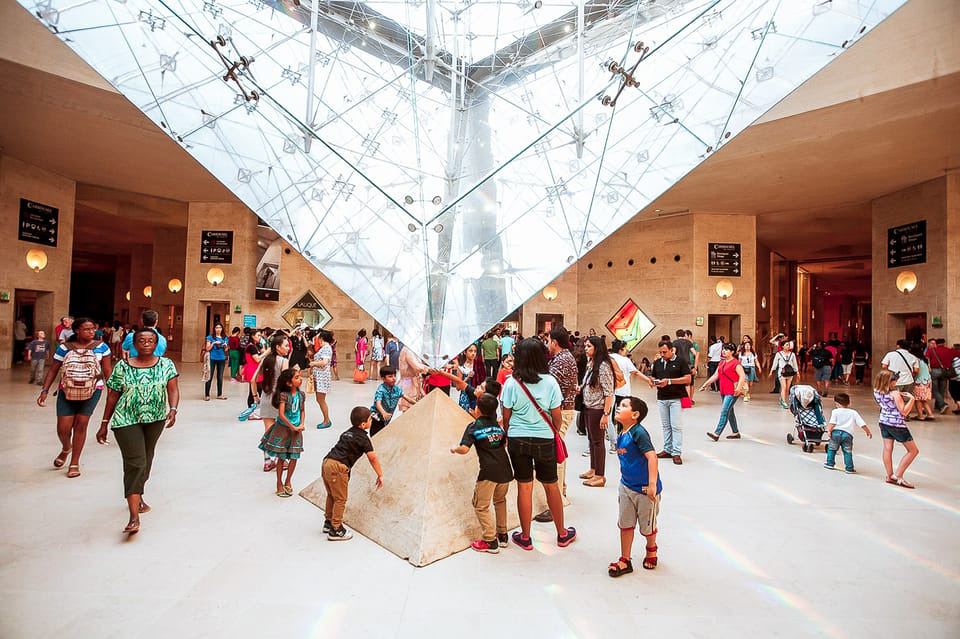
[651, 356, 691, 400]
[325, 426, 374, 469]
[459, 416, 513, 483]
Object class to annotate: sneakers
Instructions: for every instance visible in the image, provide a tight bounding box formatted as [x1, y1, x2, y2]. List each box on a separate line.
[471, 538, 500, 554]
[939, 405, 949, 415]
[706, 432, 719, 442]
[316, 421, 332, 429]
[845, 468, 857, 474]
[725, 433, 741, 439]
[322, 519, 333, 534]
[743, 395, 750, 402]
[511, 531, 534, 551]
[327, 526, 353, 541]
[557, 527, 577, 547]
[497, 532, 509, 547]
[823, 463, 837, 471]
[581, 450, 590, 457]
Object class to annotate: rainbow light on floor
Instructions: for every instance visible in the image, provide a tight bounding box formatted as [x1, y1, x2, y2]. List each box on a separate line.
[763, 482, 808, 505]
[698, 530, 767, 579]
[695, 449, 743, 473]
[756, 585, 848, 639]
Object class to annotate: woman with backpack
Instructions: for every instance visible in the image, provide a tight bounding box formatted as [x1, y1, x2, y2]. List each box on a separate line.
[37, 317, 113, 478]
[769, 341, 799, 409]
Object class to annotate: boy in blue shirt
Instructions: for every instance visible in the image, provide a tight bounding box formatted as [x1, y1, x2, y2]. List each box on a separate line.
[450, 393, 513, 553]
[370, 366, 417, 436]
[610, 396, 662, 577]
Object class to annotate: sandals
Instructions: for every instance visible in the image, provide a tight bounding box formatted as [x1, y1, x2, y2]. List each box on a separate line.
[263, 460, 277, 472]
[643, 544, 658, 570]
[886, 475, 916, 489]
[579, 469, 595, 480]
[217, 396, 228, 400]
[276, 489, 291, 498]
[66, 465, 81, 478]
[139, 501, 151, 514]
[283, 484, 293, 496]
[608, 557, 633, 578]
[583, 476, 606, 487]
[123, 520, 140, 534]
[53, 449, 70, 468]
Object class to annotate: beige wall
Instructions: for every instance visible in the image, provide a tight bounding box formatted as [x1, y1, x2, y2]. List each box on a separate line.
[871, 176, 957, 364]
[182, 202, 374, 365]
[520, 266, 579, 338]
[548, 213, 756, 363]
[0, 155, 75, 368]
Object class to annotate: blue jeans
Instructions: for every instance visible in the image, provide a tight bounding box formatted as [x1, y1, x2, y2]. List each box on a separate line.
[658, 399, 683, 454]
[825, 430, 854, 471]
[930, 368, 949, 410]
[714, 394, 740, 435]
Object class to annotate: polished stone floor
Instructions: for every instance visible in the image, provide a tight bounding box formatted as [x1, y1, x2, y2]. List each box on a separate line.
[1, 362, 958, 638]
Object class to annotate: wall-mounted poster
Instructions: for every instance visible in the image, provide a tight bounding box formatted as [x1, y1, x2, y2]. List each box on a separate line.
[255, 218, 281, 301]
[605, 299, 656, 353]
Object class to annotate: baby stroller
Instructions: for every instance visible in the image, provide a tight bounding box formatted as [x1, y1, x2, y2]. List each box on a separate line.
[786, 385, 827, 453]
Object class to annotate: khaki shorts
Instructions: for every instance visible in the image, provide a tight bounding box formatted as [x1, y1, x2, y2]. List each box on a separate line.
[618, 483, 659, 535]
[896, 382, 915, 394]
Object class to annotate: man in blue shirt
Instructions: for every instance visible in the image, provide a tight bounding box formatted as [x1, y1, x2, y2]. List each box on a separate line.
[122, 309, 167, 357]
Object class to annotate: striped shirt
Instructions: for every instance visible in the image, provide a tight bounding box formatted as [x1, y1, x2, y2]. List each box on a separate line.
[874, 390, 906, 428]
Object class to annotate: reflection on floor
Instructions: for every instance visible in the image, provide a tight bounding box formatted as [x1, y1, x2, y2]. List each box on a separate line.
[1, 364, 958, 638]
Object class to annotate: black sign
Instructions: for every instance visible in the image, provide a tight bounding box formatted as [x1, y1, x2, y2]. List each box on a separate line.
[201, 230, 234, 264]
[18, 198, 58, 247]
[887, 221, 926, 268]
[708, 242, 741, 277]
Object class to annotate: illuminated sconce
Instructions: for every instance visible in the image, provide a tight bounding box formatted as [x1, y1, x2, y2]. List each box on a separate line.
[542, 285, 559, 301]
[811, 309, 816, 319]
[895, 270, 917, 294]
[26, 249, 48, 273]
[168, 278, 183, 293]
[760, 295, 767, 309]
[143, 286, 153, 299]
[125, 291, 131, 301]
[715, 279, 733, 300]
[206, 267, 225, 286]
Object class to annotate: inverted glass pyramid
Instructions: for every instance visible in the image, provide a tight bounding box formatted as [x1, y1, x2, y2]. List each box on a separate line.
[20, 0, 907, 363]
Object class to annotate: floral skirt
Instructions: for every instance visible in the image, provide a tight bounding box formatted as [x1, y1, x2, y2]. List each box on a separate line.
[259, 422, 303, 460]
[914, 382, 932, 402]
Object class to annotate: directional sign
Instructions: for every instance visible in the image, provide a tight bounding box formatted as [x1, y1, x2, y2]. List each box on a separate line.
[18, 198, 59, 247]
[887, 221, 926, 268]
[708, 242, 741, 277]
[200, 230, 234, 264]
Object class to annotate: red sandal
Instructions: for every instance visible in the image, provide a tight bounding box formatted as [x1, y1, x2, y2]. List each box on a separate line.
[643, 544, 658, 570]
[608, 557, 633, 577]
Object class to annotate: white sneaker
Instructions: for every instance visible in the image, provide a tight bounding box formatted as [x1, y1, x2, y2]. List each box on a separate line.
[581, 450, 590, 457]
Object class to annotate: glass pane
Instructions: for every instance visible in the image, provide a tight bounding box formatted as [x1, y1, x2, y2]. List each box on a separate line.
[18, 0, 909, 363]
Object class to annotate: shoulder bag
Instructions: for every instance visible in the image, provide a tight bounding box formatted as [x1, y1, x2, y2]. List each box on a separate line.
[517, 380, 568, 464]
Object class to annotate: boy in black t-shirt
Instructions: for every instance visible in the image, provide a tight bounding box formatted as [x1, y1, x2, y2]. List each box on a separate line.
[451, 393, 513, 553]
[321, 407, 384, 540]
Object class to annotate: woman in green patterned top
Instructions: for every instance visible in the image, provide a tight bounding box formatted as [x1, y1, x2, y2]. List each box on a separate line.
[100, 329, 180, 535]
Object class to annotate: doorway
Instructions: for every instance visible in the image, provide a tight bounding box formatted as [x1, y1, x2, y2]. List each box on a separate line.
[535, 313, 564, 336]
[199, 301, 230, 356]
[885, 313, 926, 350]
[708, 314, 741, 344]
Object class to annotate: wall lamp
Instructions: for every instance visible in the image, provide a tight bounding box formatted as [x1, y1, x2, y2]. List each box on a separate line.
[715, 279, 733, 300]
[168, 278, 183, 293]
[26, 249, 48, 273]
[143, 286, 153, 299]
[207, 267, 225, 287]
[542, 285, 559, 301]
[896, 270, 917, 294]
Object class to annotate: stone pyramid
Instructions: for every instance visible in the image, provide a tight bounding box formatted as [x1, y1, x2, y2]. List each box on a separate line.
[300, 389, 544, 566]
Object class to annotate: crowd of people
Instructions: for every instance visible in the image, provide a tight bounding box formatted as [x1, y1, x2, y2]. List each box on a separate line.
[26, 310, 960, 570]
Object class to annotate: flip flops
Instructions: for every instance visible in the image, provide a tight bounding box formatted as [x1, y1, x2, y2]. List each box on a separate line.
[886, 475, 915, 489]
[53, 449, 70, 468]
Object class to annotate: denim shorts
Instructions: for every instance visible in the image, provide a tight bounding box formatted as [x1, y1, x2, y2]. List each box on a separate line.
[880, 424, 913, 443]
[56, 388, 102, 417]
[814, 365, 832, 382]
[507, 436, 557, 483]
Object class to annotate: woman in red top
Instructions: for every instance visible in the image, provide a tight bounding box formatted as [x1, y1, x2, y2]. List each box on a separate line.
[699, 343, 747, 441]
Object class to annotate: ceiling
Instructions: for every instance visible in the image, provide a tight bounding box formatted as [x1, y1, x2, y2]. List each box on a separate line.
[1, 0, 958, 303]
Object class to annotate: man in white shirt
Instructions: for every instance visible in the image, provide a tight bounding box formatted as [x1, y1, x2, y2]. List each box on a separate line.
[13, 317, 27, 364]
[881, 339, 920, 393]
[707, 336, 724, 391]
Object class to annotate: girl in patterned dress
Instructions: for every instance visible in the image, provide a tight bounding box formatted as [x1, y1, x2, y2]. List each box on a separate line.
[260, 369, 305, 497]
[370, 330, 385, 380]
[310, 329, 334, 429]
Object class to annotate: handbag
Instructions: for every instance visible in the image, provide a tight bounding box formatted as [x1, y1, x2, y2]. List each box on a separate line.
[517, 381, 568, 464]
[681, 396, 693, 409]
[353, 366, 368, 383]
[610, 358, 626, 389]
[931, 348, 958, 379]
